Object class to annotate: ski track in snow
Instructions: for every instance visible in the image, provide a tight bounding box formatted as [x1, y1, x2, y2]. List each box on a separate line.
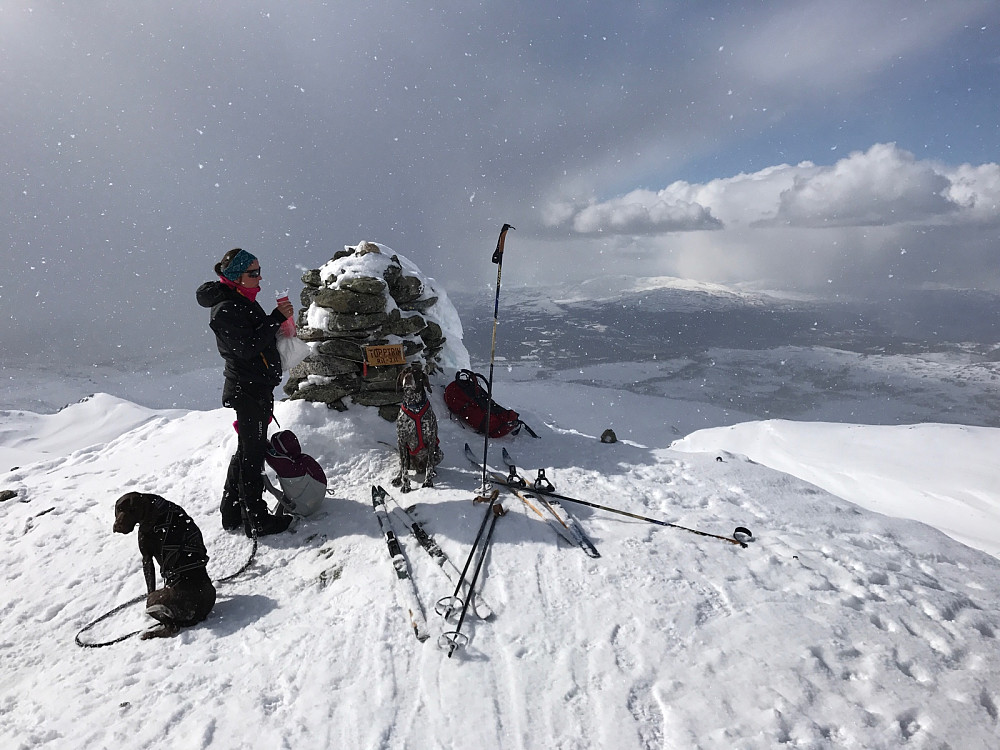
[2, 394, 1000, 748]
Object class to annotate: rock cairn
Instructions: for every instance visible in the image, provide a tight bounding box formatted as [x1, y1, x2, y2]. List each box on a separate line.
[284, 241, 448, 420]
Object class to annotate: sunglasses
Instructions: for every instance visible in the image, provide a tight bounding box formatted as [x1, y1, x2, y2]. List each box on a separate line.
[244, 268, 261, 278]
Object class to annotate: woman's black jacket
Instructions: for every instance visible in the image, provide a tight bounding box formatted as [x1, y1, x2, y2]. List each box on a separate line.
[196, 280, 285, 402]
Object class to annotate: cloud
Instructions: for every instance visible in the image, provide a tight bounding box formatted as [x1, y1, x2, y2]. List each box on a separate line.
[645, 164, 823, 228]
[772, 144, 957, 227]
[540, 144, 1000, 293]
[554, 191, 723, 235]
[549, 144, 999, 234]
[943, 162, 1000, 222]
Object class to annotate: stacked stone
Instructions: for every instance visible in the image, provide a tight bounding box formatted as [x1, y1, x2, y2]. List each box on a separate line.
[283, 241, 447, 420]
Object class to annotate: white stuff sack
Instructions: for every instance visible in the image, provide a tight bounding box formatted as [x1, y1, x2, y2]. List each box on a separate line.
[276, 330, 312, 372]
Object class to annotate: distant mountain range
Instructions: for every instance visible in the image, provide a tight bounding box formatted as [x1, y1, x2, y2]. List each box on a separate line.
[453, 277, 1000, 363]
[451, 277, 1000, 428]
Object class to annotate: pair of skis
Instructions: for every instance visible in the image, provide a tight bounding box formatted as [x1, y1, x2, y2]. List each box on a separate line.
[371, 485, 494, 642]
[464, 443, 601, 559]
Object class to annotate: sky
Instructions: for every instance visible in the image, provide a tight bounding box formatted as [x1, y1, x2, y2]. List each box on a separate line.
[2, 0, 999, 364]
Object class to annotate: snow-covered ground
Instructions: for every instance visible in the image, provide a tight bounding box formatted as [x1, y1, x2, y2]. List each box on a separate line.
[2, 384, 1000, 748]
[2, 276, 1000, 749]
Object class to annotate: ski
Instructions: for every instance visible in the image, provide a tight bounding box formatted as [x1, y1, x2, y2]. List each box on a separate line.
[379, 486, 495, 621]
[371, 485, 430, 642]
[464, 443, 586, 552]
[500, 449, 601, 559]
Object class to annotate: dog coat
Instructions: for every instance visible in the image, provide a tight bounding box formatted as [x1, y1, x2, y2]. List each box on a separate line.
[139, 496, 211, 587]
[399, 399, 440, 456]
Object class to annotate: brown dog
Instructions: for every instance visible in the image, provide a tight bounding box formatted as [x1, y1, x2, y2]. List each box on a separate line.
[114, 492, 216, 639]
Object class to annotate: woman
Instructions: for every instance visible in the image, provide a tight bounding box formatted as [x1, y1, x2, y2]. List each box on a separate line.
[196, 248, 293, 537]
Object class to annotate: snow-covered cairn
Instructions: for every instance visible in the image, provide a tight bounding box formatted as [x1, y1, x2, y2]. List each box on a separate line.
[284, 241, 466, 420]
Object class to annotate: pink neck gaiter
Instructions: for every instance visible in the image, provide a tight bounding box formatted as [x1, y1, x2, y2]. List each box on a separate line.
[220, 276, 261, 303]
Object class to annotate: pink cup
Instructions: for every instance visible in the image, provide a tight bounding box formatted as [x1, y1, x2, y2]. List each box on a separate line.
[276, 289, 296, 336]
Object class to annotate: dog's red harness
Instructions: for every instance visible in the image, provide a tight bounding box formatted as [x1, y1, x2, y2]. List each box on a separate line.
[399, 399, 436, 456]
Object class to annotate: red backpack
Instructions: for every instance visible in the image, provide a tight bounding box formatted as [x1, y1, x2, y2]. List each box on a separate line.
[443, 370, 537, 438]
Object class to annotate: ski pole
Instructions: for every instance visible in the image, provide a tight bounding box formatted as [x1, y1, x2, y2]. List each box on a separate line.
[489, 443, 750, 547]
[435, 490, 500, 620]
[439, 502, 506, 657]
[477, 223, 514, 495]
[499, 467, 751, 548]
[551, 492, 750, 547]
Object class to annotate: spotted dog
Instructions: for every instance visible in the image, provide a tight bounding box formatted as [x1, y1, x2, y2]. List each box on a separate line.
[392, 365, 443, 492]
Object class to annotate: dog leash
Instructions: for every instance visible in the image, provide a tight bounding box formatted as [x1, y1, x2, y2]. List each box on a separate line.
[74, 593, 149, 648]
[74, 534, 259, 649]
